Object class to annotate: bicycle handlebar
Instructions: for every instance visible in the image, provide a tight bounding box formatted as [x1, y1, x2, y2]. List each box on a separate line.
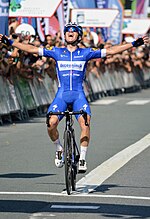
[48, 110, 89, 126]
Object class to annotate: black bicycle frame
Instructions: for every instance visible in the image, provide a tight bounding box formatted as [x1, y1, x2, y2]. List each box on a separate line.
[46, 109, 88, 194]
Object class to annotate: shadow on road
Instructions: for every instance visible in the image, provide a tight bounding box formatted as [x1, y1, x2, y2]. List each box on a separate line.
[91, 184, 150, 193]
[0, 173, 55, 178]
[0, 200, 149, 218]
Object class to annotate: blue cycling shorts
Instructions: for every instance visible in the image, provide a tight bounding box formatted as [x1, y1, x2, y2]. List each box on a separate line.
[47, 89, 91, 121]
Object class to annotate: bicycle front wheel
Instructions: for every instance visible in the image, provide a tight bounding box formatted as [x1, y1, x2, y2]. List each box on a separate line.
[64, 130, 73, 195]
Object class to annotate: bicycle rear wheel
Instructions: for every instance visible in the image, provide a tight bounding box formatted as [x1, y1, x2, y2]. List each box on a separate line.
[71, 142, 77, 191]
[64, 130, 73, 195]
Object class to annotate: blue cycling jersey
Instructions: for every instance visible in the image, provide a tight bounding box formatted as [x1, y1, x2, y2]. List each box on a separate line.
[39, 46, 106, 120]
[39, 47, 106, 91]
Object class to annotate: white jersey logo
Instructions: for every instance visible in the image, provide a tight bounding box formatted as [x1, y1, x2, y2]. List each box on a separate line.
[83, 104, 88, 110]
[52, 104, 58, 110]
[58, 61, 85, 71]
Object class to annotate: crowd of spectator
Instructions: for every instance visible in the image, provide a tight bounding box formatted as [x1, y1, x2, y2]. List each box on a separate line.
[0, 24, 150, 100]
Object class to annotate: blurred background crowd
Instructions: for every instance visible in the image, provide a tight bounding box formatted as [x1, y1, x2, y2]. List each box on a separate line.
[1, 24, 150, 93]
[0, 0, 150, 124]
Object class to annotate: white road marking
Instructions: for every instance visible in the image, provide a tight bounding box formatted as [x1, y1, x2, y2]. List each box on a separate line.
[126, 100, 150, 105]
[90, 99, 118, 105]
[0, 191, 150, 201]
[51, 205, 99, 209]
[76, 133, 150, 194]
[0, 135, 150, 200]
[30, 213, 56, 218]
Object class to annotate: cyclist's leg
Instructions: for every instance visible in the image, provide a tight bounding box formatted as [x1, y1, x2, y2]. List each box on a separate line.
[47, 94, 67, 168]
[47, 94, 67, 142]
[78, 114, 91, 147]
[73, 92, 91, 172]
[47, 115, 59, 141]
[73, 92, 91, 146]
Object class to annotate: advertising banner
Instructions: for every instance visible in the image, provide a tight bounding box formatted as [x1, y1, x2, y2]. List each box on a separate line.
[135, 0, 149, 17]
[33, 79, 50, 106]
[95, 0, 108, 8]
[70, 0, 96, 8]
[16, 77, 36, 110]
[0, 0, 9, 35]
[95, 0, 109, 42]
[122, 18, 150, 35]
[5, 80, 20, 113]
[71, 8, 119, 27]
[9, 0, 61, 17]
[0, 76, 9, 115]
[108, 0, 123, 44]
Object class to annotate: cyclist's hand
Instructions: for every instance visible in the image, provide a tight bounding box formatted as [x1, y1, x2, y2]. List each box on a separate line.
[0, 34, 13, 47]
[0, 34, 3, 44]
[142, 35, 149, 45]
[132, 35, 149, 47]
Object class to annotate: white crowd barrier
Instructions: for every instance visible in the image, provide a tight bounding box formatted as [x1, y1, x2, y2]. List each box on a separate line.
[0, 65, 150, 125]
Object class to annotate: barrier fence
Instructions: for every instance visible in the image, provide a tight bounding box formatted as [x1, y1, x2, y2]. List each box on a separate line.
[0, 64, 150, 125]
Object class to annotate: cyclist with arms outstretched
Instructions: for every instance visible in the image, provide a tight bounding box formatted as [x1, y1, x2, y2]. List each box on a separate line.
[0, 23, 148, 173]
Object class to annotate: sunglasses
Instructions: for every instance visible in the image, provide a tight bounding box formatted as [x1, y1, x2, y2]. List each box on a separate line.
[65, 26, 78, 33]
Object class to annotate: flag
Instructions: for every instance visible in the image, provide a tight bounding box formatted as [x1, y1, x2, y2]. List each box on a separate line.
[57, 2, 65, 42]
[18, 17, 36, 29]
[36, 18, 46, 42]
[0, 0, 9, 35]
[49, 16, 60, 36]
[70, 0, 96, 8]
[63, 0, 70, 25]
[95, 0, 109, 42]
[135, 0, 149, 17]
[108, 0, 123, 44]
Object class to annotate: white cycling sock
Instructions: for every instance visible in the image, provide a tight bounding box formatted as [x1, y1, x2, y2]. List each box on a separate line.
[80, 146, 88, 160]
[54, 139, 63, 151]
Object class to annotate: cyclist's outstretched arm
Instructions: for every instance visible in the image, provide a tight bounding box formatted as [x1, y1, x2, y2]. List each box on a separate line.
[0, 34, 39, 54]
[106, 35, 149, 56]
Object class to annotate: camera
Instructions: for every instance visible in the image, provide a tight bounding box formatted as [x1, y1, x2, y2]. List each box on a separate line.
[12, 34, 18, 39]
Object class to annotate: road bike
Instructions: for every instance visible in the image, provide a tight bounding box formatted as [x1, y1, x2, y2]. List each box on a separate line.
[47, 106, 88, 195]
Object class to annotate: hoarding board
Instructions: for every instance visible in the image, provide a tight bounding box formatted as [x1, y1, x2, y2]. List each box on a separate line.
[71, 8, 119, 27]
[122, 18, 150, 35]
[9, 0, 61, 17]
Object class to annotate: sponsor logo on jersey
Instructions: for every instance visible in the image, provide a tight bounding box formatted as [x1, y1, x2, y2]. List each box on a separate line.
[73, 73, 80, 76]
[83, 104, 88, 110]
[47, 46, 54, 50]
[58, 61, 85, 71]
[52, 104, 58, 110]
[60, 50, 68, 57]
[74, 55, 84, 58]
[62, 73, 80, 77]
[62, 73, 69, 76]
[91, 48, 99, 51]
[61, 54, 68, 58]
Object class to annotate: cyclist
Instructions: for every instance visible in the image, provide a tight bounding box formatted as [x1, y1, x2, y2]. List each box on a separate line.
[0, 23, 148, 173]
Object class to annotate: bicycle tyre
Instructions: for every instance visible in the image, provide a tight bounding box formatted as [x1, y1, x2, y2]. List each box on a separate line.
[71, 142, 77, 191]
[64, 130, 72, 195]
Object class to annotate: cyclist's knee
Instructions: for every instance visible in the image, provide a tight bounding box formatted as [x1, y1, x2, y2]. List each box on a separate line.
[80, 124, 90, 133]
[46, 115, 59, 129]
